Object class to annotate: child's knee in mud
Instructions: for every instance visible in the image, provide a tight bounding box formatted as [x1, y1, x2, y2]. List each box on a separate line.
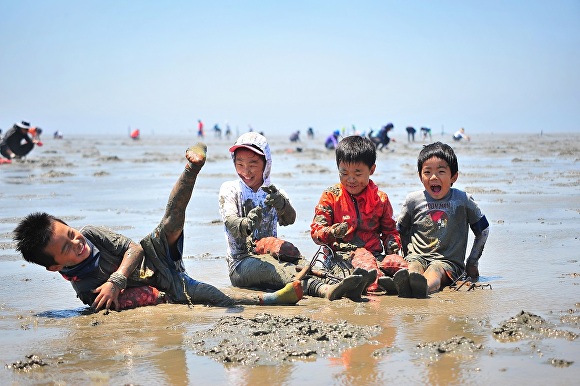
[407, 260, 425, 274]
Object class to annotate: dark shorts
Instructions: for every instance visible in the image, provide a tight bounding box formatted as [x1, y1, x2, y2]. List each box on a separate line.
[405, 254, 463, 282]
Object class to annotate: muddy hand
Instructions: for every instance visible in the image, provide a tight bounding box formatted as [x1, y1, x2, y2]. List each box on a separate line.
[261, 185, 277, 195]
[92, 282, 120, 311]
[241, 206, 263, 236]
[386, 239, 400, 255]
[185, 143, 207, 172]
[263, 184, 285, 210]
[466, 263, 479, 281]
[330, 222, 348, 239]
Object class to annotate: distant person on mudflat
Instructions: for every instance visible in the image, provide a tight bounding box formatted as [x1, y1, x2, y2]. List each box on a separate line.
[197, 119, 204, 138]
[14, 143, 303, 312]
[421, 127, 432, 141]
[218, 132, 366, 301]
[325, 130, 341, 150]
[406, 126, 416, 142]
[395, 142, 489, 298]
[453, 128, 470, 141]
[0, 121, 43, 160]
[289, 130, 300, 142]
[369, 123, 394, 151]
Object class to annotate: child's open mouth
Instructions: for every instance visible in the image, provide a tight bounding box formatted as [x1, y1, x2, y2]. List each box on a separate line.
[431, 185, 442, 193]
[78, 239, 87, 256]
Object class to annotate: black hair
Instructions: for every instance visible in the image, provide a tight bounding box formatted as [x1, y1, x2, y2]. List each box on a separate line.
[13, 212, 64, 268]
[335, 135, 377, 169]
[417, 142, 458, 176]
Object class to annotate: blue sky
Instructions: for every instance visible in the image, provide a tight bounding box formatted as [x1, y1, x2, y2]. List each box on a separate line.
[1, 0, 579, 137]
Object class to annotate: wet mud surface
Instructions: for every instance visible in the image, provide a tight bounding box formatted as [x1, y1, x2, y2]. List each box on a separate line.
[188, 313, 382, 365]
[493, 310, 578, 342]
[1, 133, 579, 384]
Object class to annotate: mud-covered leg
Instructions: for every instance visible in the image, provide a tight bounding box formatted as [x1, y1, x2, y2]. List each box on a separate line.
[162, 143, 207, 251]
[189, 281, 303, 306]
[187, 282, 236, 307]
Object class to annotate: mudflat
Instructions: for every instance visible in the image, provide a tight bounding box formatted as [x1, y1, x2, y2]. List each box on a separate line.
[0, 131, 578, 385]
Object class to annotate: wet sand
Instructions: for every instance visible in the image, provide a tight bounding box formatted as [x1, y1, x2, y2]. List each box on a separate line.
[0, 131, 578, 385]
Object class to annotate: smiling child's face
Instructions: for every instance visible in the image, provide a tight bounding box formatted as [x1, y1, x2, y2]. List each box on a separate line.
[234, 148, 266, 192]
[338, 161, 376, 196]
[44, 220, 91, 271]
[419, 156, 458, 200]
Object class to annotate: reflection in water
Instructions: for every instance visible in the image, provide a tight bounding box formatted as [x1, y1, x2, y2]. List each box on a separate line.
[28, 305, 208, 385]
[35, 307, 92, 318]
[224, 364, 296, 386]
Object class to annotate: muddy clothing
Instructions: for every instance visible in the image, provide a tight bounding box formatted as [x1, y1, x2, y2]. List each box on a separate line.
[219, 180, 295, 267]
[219, 180, 299, 289]
[0, 126, 34, 159]
[219, 132, 302, 290]
[397, 188, 489, 280]
[219, 132, 296, 273]
[311, 180, 401, 258]
[60, 225, 234, 307]
[229, 253, 305, 289]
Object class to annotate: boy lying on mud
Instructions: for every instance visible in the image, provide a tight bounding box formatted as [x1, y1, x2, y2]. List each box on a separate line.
[13, 143, 303, 312]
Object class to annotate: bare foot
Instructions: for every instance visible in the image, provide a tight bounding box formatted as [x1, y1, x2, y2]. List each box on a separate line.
[409, 272, 428, 298]
[326, 275, 363, 301]
[378, 276, 397, 295]
[351, 268, 378, 300]
[185, 143, 207, 171]
[393, 269, 412, 298]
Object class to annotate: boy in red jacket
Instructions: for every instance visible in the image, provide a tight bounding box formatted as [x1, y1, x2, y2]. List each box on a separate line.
[310, 135, 406, 296]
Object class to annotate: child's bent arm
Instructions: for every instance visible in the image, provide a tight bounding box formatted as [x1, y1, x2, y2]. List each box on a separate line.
[93, 242, 144, 311]
[224, 215, 248, 239]
[466, 216, 490, 279]
[115, 241, 145, 280]
[264, 185, 296, 226]
[276, 198, 296, 226]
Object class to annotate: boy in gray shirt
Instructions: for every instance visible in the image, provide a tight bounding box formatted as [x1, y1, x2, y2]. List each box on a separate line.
[395, 142, 489, 298]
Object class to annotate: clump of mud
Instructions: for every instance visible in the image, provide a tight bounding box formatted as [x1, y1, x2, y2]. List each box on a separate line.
[6, 355, 50, 371]
[188, 313, 381, 365]
[416, 336, 484, 358]
[548, 358, 574, 368]
[492, 310, 578, 342]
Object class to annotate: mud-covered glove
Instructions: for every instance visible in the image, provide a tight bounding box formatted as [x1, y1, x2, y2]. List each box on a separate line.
[241, 206, 263, 236]
[330, 222, 348, 239]
[263, 185, 286, 211]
